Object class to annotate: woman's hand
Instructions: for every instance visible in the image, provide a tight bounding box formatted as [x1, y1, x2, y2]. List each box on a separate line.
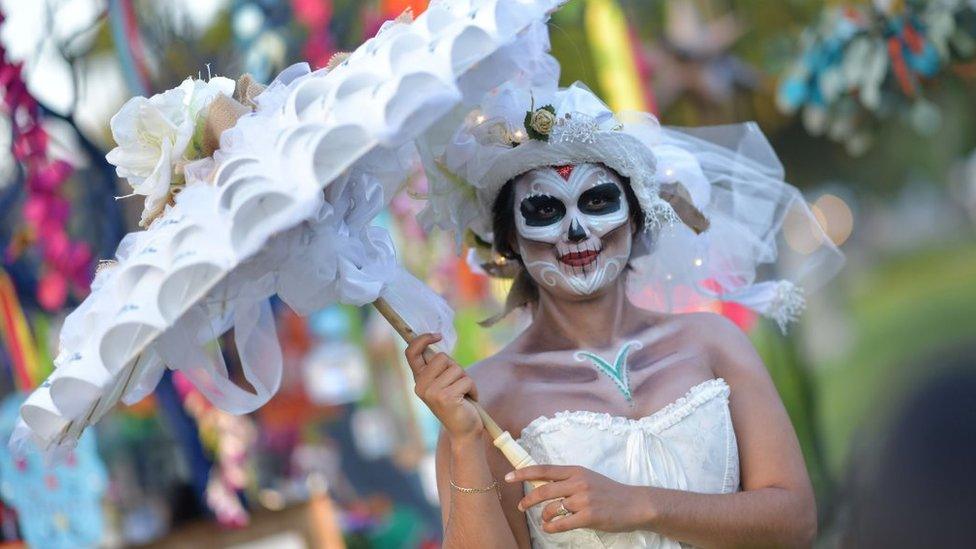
[505, 465, 651, 534]
[405, 333, 484, 442]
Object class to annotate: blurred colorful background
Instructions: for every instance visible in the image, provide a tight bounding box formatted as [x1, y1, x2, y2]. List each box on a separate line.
[0, 0, 974, 547]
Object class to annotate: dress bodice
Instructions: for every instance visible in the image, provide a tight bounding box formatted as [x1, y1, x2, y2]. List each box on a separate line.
[516, 378, 739, 548]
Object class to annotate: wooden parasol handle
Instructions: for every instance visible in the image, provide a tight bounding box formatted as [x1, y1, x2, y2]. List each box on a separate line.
[372, 297, 545, 488]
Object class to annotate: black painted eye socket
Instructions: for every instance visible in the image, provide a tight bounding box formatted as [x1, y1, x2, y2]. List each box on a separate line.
[578, 183, 622, 215]
[520, 195, 566, 226]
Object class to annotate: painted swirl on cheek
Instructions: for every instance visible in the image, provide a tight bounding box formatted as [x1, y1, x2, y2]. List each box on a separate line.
[526, 224, 631, 296]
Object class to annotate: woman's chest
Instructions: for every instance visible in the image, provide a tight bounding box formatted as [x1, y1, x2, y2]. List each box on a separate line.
[492, 344, 715, 437]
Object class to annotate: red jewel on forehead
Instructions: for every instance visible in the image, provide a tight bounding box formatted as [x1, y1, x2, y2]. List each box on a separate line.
[552, 165, 575, 180]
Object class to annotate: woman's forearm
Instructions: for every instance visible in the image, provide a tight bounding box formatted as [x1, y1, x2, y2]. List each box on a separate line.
[634, 486, 816, 548]
[443, 435, 519, 549]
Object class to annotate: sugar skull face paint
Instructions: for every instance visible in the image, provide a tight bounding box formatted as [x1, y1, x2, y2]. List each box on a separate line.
[513, 164, 633, 297]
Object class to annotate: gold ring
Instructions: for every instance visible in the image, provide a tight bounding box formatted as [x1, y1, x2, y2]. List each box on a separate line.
[556, 500, 571, 517]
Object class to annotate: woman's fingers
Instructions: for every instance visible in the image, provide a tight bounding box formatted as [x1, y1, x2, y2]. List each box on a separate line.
[415, 353, 456, 391]
[405, 335, 477, 412]
[541, 499, 564, 523]
[540, 494, 586, 522]
[444, 376, 478, 402]
[427, 361, 465, 391]
[403, 335, 482, 439]
[404, 333, 441, 376]
[460, 376, 479, 401]
[541, 506, 591, 534]
[515, 478, 579, 512]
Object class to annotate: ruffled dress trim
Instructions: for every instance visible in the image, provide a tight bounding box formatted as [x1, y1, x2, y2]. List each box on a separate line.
[518, 378, 730, 441]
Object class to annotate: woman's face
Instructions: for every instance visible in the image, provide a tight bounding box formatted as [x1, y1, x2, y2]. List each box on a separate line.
[513, 163, 633, 299]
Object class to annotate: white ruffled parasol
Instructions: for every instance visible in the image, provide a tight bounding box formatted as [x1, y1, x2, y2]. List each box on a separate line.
[15, 0, 565, 463]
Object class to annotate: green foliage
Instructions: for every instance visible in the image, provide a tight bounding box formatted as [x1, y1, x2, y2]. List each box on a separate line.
[751, 322, 834, 509]
[548, 7, 598, 90]
[452, 307, 488, 367]
[816, 241, 976, 473]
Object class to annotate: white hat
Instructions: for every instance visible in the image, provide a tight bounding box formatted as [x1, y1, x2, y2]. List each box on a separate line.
[419, 80, 683, 243]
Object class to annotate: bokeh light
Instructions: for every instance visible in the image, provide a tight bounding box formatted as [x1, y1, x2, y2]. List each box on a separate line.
[783, 202, 827, 255]
[812, 193, 854, 246]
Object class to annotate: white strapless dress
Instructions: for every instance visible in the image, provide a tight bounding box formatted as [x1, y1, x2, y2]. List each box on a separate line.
[516, 378, 739, 548]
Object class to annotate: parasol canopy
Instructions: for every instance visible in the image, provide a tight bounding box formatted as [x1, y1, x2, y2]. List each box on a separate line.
[15, 0, 566, 453]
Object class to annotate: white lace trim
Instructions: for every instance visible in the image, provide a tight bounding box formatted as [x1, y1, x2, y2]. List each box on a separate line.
[518, 377, 730, 441]
[643, 194, 681, 231]
[770, 280, 806, 334]
[549, 113, 599, 144]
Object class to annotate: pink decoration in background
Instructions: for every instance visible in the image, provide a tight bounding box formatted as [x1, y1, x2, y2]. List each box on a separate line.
[361, 5, 386, 40]
[0, 11, 93, 311]
[628, 25, 658, 116]
[36, 272, 68, 312]
[292, 0, 332, 27]
[292, 0, 336, 69]
[719, 300, 757, 333]
[173, 371, 255, 528]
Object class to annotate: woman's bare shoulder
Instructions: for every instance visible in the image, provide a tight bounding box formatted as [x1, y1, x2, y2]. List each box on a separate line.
[670, 311, 765, 379]
[464, 347, 521, 406]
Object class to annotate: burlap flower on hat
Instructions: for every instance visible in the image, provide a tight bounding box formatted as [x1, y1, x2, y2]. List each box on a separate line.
[525, 104, 557, 141]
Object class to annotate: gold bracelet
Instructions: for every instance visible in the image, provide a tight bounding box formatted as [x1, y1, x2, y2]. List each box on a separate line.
[450, 478, 500, 499]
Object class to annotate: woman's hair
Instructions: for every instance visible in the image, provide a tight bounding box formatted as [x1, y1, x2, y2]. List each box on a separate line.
[480, 165, 645, 326]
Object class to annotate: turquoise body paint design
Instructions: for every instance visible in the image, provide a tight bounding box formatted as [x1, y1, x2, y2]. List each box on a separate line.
[573, 340, 643, 401]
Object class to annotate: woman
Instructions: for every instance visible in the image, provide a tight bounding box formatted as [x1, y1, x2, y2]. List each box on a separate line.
[407, 79, 841, 548]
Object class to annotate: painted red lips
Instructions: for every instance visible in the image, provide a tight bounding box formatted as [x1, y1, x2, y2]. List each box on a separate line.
[559, 249, 600, 267]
